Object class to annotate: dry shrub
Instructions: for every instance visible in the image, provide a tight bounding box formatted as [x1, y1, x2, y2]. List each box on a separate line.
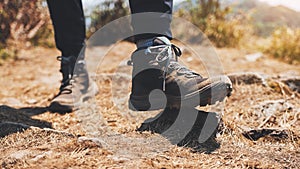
[0, 0, 53, 60]
[88, 0, 129, 31]
[0, 0, 51, 45]
[265, 27, 300, 64]
[176, 0, 253, 48]
[204, 14, 252, 48]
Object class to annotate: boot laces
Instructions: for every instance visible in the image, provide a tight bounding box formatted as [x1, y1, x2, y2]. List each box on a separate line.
[146, 44, 200, 91]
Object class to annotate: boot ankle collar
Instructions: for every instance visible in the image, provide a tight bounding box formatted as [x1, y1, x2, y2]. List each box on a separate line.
[136, 36, 172, 49]
[136, 38, 154, 49]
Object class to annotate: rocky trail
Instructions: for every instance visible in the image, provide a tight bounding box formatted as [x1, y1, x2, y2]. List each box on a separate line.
[0, 42, 299, 168]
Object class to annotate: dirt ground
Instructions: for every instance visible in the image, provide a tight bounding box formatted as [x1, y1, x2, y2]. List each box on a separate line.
[0, 42, 299, 168]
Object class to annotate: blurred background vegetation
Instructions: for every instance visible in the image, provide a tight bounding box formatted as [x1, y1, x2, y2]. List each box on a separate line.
[87, 0, 129, 37]
[0, 0, 52, 61]
[0, 0, 299, 64]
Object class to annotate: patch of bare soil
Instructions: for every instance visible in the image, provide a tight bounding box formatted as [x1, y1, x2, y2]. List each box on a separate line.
[0, 42, 299, 168]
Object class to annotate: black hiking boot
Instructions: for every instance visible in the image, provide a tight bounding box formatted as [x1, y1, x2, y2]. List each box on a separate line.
[49, 56, 98, 113]
[129, 36, 232, 111]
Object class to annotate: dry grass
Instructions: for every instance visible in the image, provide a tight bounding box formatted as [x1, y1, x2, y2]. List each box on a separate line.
[0, 42, 299, 168]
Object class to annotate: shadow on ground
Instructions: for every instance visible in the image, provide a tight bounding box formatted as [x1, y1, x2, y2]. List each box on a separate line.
[137, 107, 221, 154]
[0, 105, 52, 138]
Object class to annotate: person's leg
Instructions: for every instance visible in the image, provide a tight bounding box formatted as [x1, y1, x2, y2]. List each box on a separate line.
[47, 0, 85, 57]
[128, 1, 231, 152]
[129, 0, 173, 42]
[47, 0, 97, 113]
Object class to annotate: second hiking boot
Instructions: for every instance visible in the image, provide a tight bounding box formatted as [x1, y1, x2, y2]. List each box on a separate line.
[49, 55, 98, 113]
[129, 37, 232, 111]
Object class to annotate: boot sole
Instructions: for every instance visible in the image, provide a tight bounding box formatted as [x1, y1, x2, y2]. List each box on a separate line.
[129, 81, 232, 111]
[49, 82, 99, 113]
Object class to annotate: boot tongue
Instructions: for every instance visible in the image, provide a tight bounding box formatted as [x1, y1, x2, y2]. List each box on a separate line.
[153, 36, 171, 46]
[59, 56, 76, 84]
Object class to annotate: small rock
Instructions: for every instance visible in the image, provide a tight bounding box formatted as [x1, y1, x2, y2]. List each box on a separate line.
[186, 57, 194, 62]
[78, 136, 106, 148]
[26, 99, 38, 104]
[31, 151, 52, 162]
[253, 99, 293, 117]
[9, 150, 31, 159]
[108, 155, 130, 162]
[245, 52, 263, 62]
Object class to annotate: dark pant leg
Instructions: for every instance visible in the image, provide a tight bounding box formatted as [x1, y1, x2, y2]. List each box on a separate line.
[47, 0, 86, 57]
[129, 0, 173, 41]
